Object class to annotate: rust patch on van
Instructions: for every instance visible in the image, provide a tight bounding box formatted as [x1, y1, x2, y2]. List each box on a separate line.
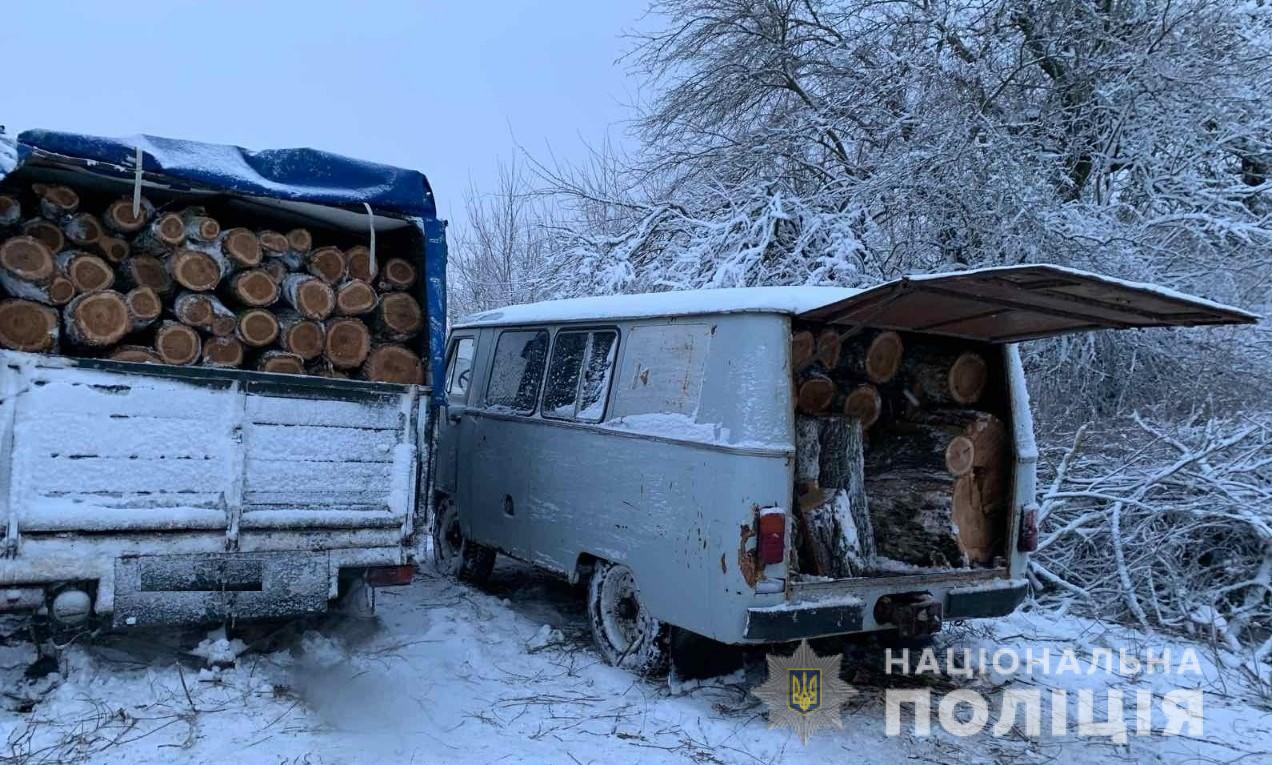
[737, 523, 760, 587]
[720, 553, 726, 574]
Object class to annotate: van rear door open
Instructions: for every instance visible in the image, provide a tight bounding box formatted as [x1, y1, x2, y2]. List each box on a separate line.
[797, 264, 1257, 341]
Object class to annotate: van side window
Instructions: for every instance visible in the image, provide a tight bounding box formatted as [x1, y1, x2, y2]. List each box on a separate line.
[543, 330, 618, 422]
[485, 329, 549, 414]
[446, 337, 476, 402]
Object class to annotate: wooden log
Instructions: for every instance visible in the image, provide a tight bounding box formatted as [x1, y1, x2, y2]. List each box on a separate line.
[793, 415, 874, 577]
[815, 328, 841, 368]
[102, 197, 154, 234]
[335, 279, 377, 316]
[56, 251, 114, 293]
[22, 220, 64, 254]
[219, 228, 261, 270]
[34, 184, 78, 220]
[306, 246, 347, 284]
[118, 255, 173, 296]
[257, 350, 305, 375]
[842, 383, 882, 428]
[227, 268, 279, 307]
[280, 273, 335, 320]
[840, 330, 904, 384]
[324, 317, 371, 369]
[1, 236, 57, 286]
[180, 208, 221, 243]
[285, 228, 313, 254]
[235, 308, 279, 347]
[96, 235, 130, 264]
[133, 213, 186, 255]
[901, 348, 988, 406]
[201, 336, 244, 368]
[154, 320, 201, 365]
[64, 290, 129, 347]
[277, 311, 325, 361]
[345, 245, 378, 283]
[362, 344, 423, 384]
[62, 213, 104, 249]
[863, 472, 965, 568]
[258, 230, 289, 258]
[0, 195, 20, 229]
[0, 299, 59, 352]
[376, 258, 417, 291]
[109, 345, 161, 364]
[124, 286, 162, 331]
[795, 366, 835, 415]
[374, 291, 422, 342]
[173, 291, 238, 336]
[791, 329, 815, 370]
[261, 259, 289, 283]
[165, 248, 221, 291]
[306, 357, 350, 379]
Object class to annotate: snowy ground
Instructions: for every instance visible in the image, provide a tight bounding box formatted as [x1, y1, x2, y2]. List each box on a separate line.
[0, 560, 1268, 765]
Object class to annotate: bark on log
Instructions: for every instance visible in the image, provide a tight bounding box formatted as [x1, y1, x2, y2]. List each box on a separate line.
[201, 336, 244, 368]
[154, 320, 201, 365]
[324, 317, 371, 369]
[345, 245, 377, 283]
[374, 291, 423, 342]
[35, 185, 78, 220]
[96, 235, 130, 264]
[285, 228, 312, 254]
[277, 311, 325, 361]
[118, 255, 173, 296]
[173, 291, 237, 336]
[335, 279, 377, 316]
[362, 344, 423, 384]
[102, 197, 153, 234]
[280, 274, 335, 320]
[306, 246, 347, 284]
[901, 349, 988, 406]
[257, 350, 305, 375]
[376, 258, 417, 291]
[793, 415, 874, 577]
[791, 329, 815, 370]
[235, 308, 280, 347]
[109, 345, 161, 364]
[64, 290, 129, 347]
[0, 299, 59, 352]
[133, 213, 186, 255]
[227, 268, 279, 307]
[0, 196, 20, 229]
[180, 208, 221, 243]
[165, 248, 221, 291]
[124, 286, 162, 331]
[62, 213, 104, 249]
[56, 251, 114, 293]
[841, 330, 904, 384]
[22, 220, 64, 254]
[863, 472, 965, 568]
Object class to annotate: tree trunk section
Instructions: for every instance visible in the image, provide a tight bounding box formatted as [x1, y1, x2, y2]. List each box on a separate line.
[56, 251, 114, 293]
[201, 336, 244, 368]
[376, 258, 416, 291]
[102, 197, 153, 234]
[277, 311, 325, 360]
[280, 274, 335, 320]
[22, 220, 64, 254]
[166, 248, 221, 291]
[324, 317, 371, 369]
[335, 279, 378, 316]
[795, 365, 835, 415]
[1, 236, 56, 284]
[794, 415, 873, 577]
[220, 228, 261, 270]
[235, 308, 280, 347]
[109, 345, 161, 364]
[124, 286, 162, 331]
[362, 344, 423, 384]
[180, 209, 221, 243]
[306, 246, 347, 284]
[62, 213, 104, 249]
[96, 235, 130, 264]
[173, 291, 237, 336]
[154, 320, 201, 365]
[258, 350, 305, 375]
[258, 230, 289, 258]
[285, 228, 312, 254]
[374, 292, 423, 341]
[0, 196, 21, 229]
[841, 383, 882, 428]
[901, 349, 988, 406]
[815, 328, 841, 368]
[0, 299, 59, 352]
[119, 255, 173, 296]
[133, 213, 186, 255]
[64, 290, 129, 347]
[840, 330, 904, 384]
[346, 245, 377, 283]
[227, 268, 279, 307]
[791, 329, 814, 370]
[35, 184, 78, 220]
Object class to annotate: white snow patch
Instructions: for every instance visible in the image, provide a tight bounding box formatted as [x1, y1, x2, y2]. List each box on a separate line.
[191, 628, 248, 666]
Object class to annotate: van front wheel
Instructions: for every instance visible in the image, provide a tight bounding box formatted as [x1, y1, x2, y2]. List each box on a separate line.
[586, 562, 669, 675]
[432, 498, 495, 584]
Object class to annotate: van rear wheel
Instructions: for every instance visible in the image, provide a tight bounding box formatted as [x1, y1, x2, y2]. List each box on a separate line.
[432, 498, 495, 584]
[586, 562, 668, 675]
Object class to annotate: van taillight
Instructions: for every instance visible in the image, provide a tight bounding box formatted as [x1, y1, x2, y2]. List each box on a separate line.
[758, 510, 786, 565]
[366, 565, 416, 586]
[1018, 505, 1039, 552]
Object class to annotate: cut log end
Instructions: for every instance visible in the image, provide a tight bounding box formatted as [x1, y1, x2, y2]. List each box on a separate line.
[60, 252, 115, 293]
[815, 329, 841, 368]
[103, 198, 152, 234]
[258, 230, 289, 256]
[280, 317, 325, 361]
[376, 292, 423, 339]
[945, 435, 975, 476]
[363, 345, 423, 385]
[37, 185, 79, 219]
[46, 275, 76, 306]
[201, 336, 244, 368]
[948, 352, 988, 405]
[155, 321, 202, 365]
[307, 246, 347, 284]
[286, 228, 312, 253]
[843, 384, 882, 428]
[236, 309, 280, 347]
[125, 286, 163, 325]
[230, 269, 279, 307]
[378, 258, 417, 290]
[222, 228, 261, 268]
[336, 279, 377, 315]
[866, 330, 904, 383]
[261, 259, 289, 283]
[23, 221, 65, 254]
[109, 346, 161, 364]
[258, 351, 305, 375]
[0, 299, 59, 352]
[154, 213, 187, 247]
[283, 275, 335, 320]
[325, 318, 371, 369]
[0, 236, 56, 282]
[187, 215, 221, 243]
[122, 255, 173, 295]
[791, 329, 814, 369]
[63, 213, 104, 247]
[98, 236, 130, 263]
[796, 377, 835, 414]
[167, 249, 221, 291]
[66, 291, 129, 346]
[346, 246, 377, 282]
[0, 196, 21, 227]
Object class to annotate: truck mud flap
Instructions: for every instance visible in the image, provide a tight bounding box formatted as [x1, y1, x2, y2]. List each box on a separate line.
[113, 551, 329, 628]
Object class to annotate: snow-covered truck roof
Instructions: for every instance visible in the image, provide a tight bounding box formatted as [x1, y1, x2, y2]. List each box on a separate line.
[456, 264, 1257, 344]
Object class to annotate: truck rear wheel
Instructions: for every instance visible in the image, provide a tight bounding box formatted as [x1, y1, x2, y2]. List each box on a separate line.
[586, 562, 668, 675]
[432, 498, 495, 584]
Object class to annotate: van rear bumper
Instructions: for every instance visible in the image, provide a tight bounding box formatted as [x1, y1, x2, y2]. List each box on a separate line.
[743, 576, 1028, 642]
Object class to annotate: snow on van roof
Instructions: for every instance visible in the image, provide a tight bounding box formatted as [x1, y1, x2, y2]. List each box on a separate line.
[454, 286, 865, 327]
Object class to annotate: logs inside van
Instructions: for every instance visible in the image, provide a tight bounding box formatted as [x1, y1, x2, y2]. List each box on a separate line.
[791, 325, 1012, 575]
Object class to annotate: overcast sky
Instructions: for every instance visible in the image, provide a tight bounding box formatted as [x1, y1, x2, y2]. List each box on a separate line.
[0, 0, 646, 227]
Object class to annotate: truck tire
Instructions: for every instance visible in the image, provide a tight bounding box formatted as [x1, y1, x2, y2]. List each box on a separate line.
[586, 562, 668, 675]
[432, 498, 495, 584]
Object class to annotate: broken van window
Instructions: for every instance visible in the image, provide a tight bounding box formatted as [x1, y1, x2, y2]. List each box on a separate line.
[486, 329, 549, 414]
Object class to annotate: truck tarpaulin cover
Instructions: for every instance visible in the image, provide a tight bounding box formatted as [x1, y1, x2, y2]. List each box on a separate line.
[1, 130, 447, 400]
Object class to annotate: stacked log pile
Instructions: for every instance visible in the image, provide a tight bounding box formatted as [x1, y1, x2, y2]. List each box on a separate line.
[791, 325, 1010, 572]
[0, 184, 425, 384]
